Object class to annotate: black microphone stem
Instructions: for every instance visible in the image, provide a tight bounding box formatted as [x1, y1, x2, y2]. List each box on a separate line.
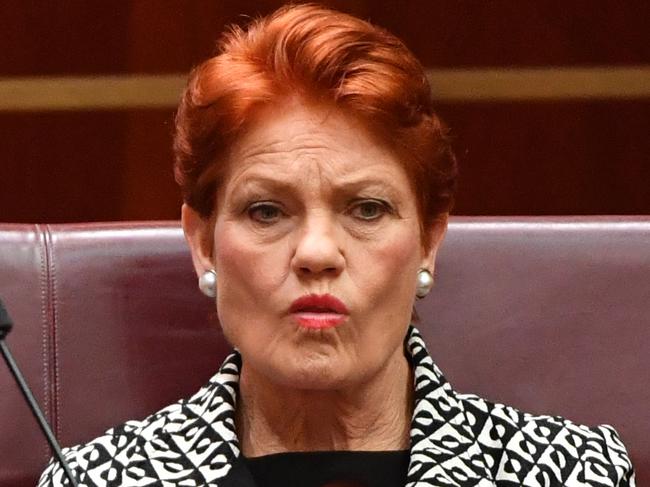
[0, 338, 79, 487]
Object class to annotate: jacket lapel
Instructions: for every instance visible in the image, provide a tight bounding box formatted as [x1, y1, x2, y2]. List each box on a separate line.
[406, 326, 495, 486]
[210, 327, 497, 486]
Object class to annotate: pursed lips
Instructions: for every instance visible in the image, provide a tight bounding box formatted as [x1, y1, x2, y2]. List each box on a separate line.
[289, 294, 349, 329]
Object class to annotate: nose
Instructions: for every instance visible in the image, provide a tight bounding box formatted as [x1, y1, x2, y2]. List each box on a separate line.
[291, 213, 345, 277]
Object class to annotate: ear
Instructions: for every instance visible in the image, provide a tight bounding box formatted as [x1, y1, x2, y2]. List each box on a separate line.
[420, 213, 448, 273]
[181, 203, 215, 278]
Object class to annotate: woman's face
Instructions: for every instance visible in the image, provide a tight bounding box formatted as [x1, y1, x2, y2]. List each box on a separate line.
[184, 99, 445, 391]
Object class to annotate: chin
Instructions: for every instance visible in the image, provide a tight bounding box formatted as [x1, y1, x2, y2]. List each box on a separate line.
[277, 352, 356, 391]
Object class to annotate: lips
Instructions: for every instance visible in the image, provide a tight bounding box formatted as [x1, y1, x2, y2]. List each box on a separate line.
[289, 294, 349, 329]
[289, 294, 349, 314]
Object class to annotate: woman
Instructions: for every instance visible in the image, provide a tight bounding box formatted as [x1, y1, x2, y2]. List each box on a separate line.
[40, 4, 634, 486]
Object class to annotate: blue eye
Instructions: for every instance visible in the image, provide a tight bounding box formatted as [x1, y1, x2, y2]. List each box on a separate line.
[350, 200, 390, 221]
[248, 203, 283, 223]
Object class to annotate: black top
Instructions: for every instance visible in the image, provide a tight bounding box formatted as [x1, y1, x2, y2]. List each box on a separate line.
[242, 450, 410, 487]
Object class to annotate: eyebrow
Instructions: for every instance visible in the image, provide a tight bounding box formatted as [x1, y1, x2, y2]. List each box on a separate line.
[230, 176, 296, 198]
[232, 174, 404, 201]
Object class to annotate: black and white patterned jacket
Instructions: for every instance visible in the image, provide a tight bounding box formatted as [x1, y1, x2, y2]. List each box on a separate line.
[39, 326, 635, 486]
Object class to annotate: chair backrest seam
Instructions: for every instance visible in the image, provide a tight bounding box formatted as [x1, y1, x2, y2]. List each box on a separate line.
[44, 224, 62, 442]
[35, 223, 55, 464]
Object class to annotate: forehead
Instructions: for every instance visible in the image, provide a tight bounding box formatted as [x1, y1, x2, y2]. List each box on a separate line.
[222, 99, 412, 194]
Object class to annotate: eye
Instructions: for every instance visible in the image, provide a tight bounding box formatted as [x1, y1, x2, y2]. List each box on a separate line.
[349, 199, 391, 221]
[247, 202, 284, 224]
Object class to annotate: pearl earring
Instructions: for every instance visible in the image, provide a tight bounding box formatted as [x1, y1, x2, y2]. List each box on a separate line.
[198, 269, 217, 298]
[416, 269, 434, 298]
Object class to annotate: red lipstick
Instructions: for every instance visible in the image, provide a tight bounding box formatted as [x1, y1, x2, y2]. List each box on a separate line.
[289, 294, 349, 329]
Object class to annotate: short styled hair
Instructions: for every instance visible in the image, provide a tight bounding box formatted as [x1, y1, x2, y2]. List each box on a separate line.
[174, 3, 457, 248]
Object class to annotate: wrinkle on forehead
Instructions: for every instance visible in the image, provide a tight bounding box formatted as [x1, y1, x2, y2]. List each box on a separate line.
[224, 99, 402, 194]
[231, 98, 340, 159]
[235, 134, 345, 163]
[225, 152, 407, 207]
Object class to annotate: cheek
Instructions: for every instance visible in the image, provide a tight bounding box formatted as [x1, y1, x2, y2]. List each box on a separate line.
[215, 222, 286, 287]
[367, 226, 422, 290]
[349, 223, 422, 331]
[212, 223, 288, 332]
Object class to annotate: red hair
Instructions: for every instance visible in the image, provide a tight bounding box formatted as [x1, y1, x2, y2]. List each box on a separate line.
[174, 3, 457, 247]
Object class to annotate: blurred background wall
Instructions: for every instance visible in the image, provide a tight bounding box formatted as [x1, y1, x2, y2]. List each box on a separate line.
[1, 0, 648, 223]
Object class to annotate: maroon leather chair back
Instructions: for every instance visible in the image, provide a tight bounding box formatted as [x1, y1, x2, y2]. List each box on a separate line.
[1, 218, 648, 485]
[0, 223, 227, 485]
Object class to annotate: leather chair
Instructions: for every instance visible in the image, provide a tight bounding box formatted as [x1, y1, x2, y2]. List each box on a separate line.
[1, 218, 648, 486]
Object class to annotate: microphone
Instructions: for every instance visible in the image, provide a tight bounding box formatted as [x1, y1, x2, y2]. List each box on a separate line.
[0, 299, 12, 337]
[0, 298, 79, 487]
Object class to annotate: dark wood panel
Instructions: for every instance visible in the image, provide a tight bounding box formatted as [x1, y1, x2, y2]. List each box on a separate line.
[2, 1, 648, 76]
[437, 101, 650, 215]
[0, 1, 130, 75]
[0, 110, 186, 223]
[121, 110, 181, 220]
[371, 0, 650, 67]
[0, 113, 127, 222]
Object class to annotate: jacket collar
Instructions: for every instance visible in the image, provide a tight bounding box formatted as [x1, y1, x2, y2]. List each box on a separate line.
[199, 326, 490, 486]
[405, 326, 492, 485]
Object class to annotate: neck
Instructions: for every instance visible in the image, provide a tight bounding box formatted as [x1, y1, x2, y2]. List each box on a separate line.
[236, 349, 413, 457]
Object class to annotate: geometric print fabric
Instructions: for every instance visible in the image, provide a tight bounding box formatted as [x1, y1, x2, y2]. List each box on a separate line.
[39, 326, 635, 486]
